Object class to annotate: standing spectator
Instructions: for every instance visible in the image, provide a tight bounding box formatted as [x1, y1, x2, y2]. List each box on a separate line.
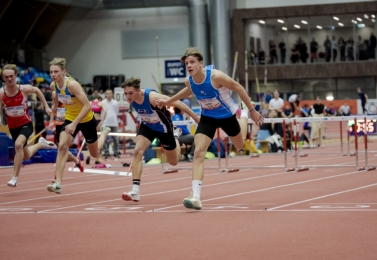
[324, 35, 331, 62]
[258, 47, 265, 65]
[102, 89, 120, 157]
[278, 39, 286, 64]
[172, 107, 195, 162]
[297, 37, 308, 63]
[346, 36, 354, 61]
[33, 102, 47, 142]
[369, 32, 376, 59]
[290, 45, 299, 64]
[357, 87, 368, 114]
[110, 76, 118, 89]
[310, 37, 318, 62]
[339, 101, 351, 116]
[268, 90, 284, 113]
[331, 35, 338, 61]
[338, 37, 346, 61]
[357, 35, 368, 60]
[22, 69, 31, 84]
[310, 97, 326, 147]
[269, 40, 277, 64]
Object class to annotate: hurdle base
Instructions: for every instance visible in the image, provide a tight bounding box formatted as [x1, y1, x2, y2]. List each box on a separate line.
[357, 167, 365, 171]
[225, 168, 240, 173]
[299, 153, 308, 157]
[366, 166, 376, 171]
[348, 152, 356, 156]
[250, 154, 260, 158]
[285, 168, 295, 172]
[296, 167, 309, 172]
[162, 169, 179, 174]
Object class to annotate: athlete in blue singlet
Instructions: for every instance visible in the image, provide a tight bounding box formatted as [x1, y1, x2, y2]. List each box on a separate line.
[121, 77, 199, 202]
[157, 47, 264, 210]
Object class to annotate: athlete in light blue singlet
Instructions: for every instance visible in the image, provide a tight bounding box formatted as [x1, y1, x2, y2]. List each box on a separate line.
[188, 65, 238, 119]
[157, 47, 264, 210]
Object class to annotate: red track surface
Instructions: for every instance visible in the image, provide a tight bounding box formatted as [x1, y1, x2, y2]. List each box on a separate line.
[1, 144, 377, 260]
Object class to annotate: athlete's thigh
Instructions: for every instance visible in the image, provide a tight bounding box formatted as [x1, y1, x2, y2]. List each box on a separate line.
[156, 131, 177, 151]
[77, 117, 98, 144]
[219, 114, 241, 137]
[195, 115, 218, 139]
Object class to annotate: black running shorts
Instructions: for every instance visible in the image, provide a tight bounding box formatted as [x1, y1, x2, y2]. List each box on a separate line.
[137, 123, 177, 151]
[195, 114, 241, 139]
[61, 116, 98, 144]
[9, 122, 34, 147]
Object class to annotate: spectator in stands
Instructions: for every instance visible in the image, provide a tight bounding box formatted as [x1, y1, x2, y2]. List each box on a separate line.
[264, 90, 272, 104]
[339, 101, 351, 116]
[181, 95, 192, 109]
[324, 35, 331, 62]
[290, 45, 299, 63]
[338, 37, 346, 61]
[357, 35, 368, 60]
[258, 47, 265, 65]
[346, 36, 355, 61]
[310, 37, 318, 62]
[325, 103, 337, 116]
[283, 104, 293, 118]
[110, 76, 118, 88]
[172, 107, 195, 162]
[268, 90, 284, 113]
[331, 35, 338, 61]
[369, 32, 376, 59]
[22, 69, 31, 84]
[278, 39, 286, 64]
[269, 40, 278, 64]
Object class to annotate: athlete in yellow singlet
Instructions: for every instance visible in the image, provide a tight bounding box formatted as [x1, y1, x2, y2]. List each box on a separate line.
[46, 57, 110, 194]
[48, 91, 84, 182]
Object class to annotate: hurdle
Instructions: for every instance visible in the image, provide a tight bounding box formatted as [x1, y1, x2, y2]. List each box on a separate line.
[361, 117, 376, 171]
[223, 119, 296, 172]
[292, 116, 375, 171]
[68, 167, 132, 176]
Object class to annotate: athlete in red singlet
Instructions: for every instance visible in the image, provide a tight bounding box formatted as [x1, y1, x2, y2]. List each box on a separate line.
[90, 95, 106, 131]
[0, 64, 56, 187]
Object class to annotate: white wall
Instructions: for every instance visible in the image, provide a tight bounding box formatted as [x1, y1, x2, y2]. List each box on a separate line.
[45, 7, 189, 89]
[237, 0, 374, 9]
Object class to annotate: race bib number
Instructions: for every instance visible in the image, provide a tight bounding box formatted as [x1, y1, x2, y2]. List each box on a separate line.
[140, 113, 160, 124]
[5, 106, 26, 117]
[198, 98, 221, 110]
[54, 107, 66, 125]
[57, 94, 74, 105]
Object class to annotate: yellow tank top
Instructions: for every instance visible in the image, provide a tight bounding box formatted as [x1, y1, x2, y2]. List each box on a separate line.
[54, 77, 93, 123]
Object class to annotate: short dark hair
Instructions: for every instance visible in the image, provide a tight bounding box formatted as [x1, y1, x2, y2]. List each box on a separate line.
[121, 77, 141, 89]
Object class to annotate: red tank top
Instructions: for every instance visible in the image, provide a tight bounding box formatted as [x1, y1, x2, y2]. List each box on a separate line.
[1, 85, 32, 129]
[91, 100, 102, 113]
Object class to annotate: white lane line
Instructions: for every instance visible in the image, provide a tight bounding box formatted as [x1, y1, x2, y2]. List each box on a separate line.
[267, 183, 377, 211]
[151, 170, 368, 212]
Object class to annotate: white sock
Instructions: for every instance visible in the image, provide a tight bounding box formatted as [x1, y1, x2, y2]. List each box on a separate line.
[240, 109, 249, 119]
[192, 180, 202, 199]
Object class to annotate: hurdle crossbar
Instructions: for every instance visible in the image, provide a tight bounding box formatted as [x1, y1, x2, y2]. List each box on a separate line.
[68, 167, 132, 176]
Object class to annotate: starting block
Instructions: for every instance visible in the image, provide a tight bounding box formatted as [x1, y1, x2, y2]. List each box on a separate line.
[68, 167, 132, 177]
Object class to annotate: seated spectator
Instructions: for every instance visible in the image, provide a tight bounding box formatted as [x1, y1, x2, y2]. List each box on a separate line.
[339, 101, 351, 116]
[172, 107, 195, 161]
[325, 103, 337, 116]
[268, 90, 284, 113]
[283, 104, 293, 118]
[256, 110, 283, 152]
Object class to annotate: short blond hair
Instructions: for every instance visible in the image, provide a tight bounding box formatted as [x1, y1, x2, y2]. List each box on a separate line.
[1, 64, 18, 76]
[49, 57, 66, 71]
[180, 47, 204, 63]
[121, 77, 141, 89]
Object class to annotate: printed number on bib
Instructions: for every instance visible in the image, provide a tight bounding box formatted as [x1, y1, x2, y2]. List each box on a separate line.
[141, 114, 160, 124]
[5, 106, 25, 117]
[198, 98, 221, 110]
[58, 94, 74, 105]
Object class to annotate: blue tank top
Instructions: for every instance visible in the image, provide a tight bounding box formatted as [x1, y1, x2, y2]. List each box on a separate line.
[131, 89, 173, 133]
[188, 65, 238, 119]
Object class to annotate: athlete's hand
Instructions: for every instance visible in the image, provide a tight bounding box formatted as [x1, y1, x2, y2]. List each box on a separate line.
[64, 123, 77, 135]
[250, 110, 264, 126]
[193, 115, 200, 124]
[156, 99, 167, 109]
[48, 121, 55, 131]
[45, 107, 52, 116]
